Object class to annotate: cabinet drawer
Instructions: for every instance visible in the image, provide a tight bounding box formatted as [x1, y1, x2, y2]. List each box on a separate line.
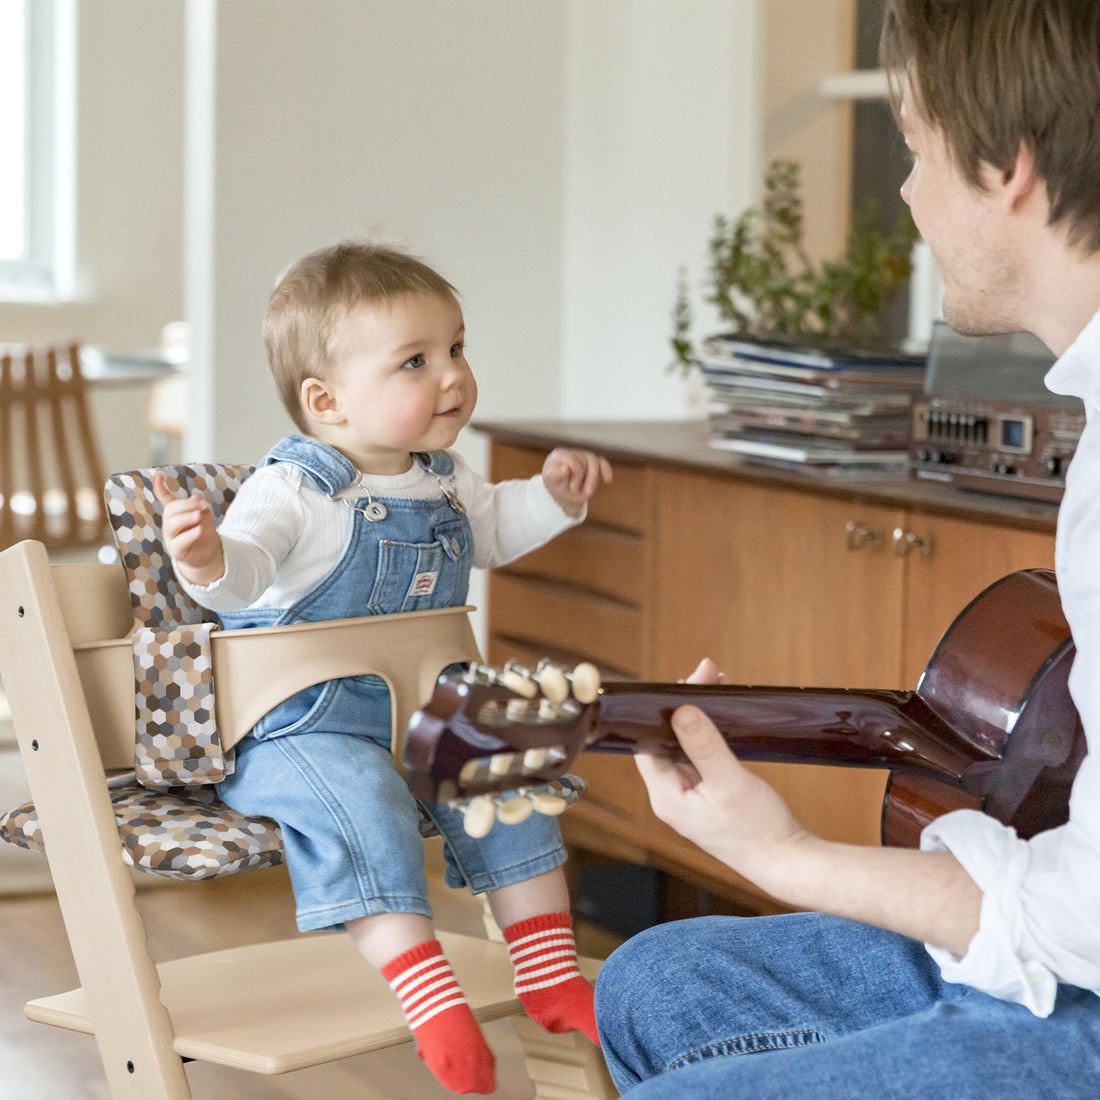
[507, 523, 646, 605]
[489, 572, 645, 677]
[586, 462, 650, 534]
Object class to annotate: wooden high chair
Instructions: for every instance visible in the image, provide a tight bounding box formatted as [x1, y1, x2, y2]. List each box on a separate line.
[0, 467, 614, 1098]
[0, 343, 110, 554]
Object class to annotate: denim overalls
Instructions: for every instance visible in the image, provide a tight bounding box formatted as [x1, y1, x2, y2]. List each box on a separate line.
[215, 435, 566, 932]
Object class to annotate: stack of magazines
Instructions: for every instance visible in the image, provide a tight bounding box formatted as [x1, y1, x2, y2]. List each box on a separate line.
[701, 334, 928, 478]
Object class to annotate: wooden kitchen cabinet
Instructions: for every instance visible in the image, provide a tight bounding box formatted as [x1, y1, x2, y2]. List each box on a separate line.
[478, 421, 1058, 912]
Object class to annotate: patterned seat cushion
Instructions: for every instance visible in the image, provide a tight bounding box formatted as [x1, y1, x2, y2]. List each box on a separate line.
[0, 783, 284, 880]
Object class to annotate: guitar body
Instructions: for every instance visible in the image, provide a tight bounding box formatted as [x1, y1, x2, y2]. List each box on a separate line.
[406, 569, 1086, 847]
[883, 569, 1082, 845]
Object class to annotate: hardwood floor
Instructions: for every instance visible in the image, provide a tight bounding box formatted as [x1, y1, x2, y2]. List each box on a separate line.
[0, 836, 614, 1099]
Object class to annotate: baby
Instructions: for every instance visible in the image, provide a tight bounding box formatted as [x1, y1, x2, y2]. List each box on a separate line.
[155, 241, 611, 1094]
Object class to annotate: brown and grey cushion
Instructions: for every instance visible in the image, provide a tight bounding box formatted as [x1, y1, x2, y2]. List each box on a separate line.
[105, 463, 252, 631]
[98, 464, 282, 877]
[106, 465, 253, 787]
[0, 782, 284, 879]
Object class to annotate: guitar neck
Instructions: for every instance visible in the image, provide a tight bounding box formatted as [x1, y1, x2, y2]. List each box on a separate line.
[588, 681, 984, 784]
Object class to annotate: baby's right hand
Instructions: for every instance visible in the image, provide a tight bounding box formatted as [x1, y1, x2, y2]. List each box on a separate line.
[152, 471, 225, 585]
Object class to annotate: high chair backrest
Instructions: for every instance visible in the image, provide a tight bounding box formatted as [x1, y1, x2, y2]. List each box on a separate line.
[0, 343, 109, 553]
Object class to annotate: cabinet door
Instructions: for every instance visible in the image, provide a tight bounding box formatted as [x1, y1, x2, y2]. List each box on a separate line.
[897, 511, 1057, 687]
[651, 469, 906, 687]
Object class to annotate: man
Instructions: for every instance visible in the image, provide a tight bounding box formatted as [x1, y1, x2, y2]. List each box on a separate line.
[594, 2, 1100, 1095]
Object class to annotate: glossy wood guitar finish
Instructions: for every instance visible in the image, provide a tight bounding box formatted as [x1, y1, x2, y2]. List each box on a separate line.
[406, 569, 1085, 847]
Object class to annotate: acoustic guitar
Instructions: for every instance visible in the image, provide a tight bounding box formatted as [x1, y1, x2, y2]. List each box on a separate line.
[404, 569, 1085, 847]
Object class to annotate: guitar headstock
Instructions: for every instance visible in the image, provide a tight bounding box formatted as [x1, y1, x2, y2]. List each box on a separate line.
[404, 658, 601, 836]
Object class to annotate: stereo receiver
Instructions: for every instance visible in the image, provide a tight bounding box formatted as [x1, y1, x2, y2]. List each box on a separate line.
[911, 323, 1084, 503]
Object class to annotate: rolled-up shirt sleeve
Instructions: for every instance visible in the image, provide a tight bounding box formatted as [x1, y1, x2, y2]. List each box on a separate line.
[920, 784, 1100, 1016]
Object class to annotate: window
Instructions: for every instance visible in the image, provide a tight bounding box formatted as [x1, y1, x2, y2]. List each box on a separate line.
[0, 0, 75, 299]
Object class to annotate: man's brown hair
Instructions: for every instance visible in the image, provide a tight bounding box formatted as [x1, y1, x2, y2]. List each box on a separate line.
[264, 242, 457, 432]
[881, 0, 1100, 252]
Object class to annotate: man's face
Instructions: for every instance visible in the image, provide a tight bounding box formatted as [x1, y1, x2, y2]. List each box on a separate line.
[899, 100, 1024, 338]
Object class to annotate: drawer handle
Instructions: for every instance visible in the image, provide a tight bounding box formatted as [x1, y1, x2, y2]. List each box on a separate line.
[845, 521, 883, 552]
[892, 527, 933, 558]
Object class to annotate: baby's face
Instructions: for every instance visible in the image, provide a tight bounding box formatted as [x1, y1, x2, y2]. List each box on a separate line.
[323, 291, 477, 474]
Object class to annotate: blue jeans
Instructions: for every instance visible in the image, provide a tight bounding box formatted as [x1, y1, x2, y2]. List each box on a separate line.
[219, 729, 566, 932]
[595, 913, 1100, 1098]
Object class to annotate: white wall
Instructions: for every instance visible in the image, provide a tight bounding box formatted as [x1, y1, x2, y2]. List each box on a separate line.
[189, 0, 764, 464]
[560, 0, 761, 419]
[192, 0, 572, 466]
[0, 2, 186, 349]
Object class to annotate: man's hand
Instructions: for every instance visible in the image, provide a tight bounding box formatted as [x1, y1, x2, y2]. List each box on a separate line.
[636, 658, 983, 953]
[635, 659, 809, 883]
[152, 471, 225, 586]
[542, 448, 612, 517]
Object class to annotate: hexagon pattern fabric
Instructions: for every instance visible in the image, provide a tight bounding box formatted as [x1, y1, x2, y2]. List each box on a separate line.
[0, 784, 284, 879]
[106, 465, 253, 787]
[131, 621, 226, 787]
[105, 464, 252, 631]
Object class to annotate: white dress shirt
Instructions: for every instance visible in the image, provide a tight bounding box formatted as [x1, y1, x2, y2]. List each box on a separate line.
[921, 306, 1100, 1016]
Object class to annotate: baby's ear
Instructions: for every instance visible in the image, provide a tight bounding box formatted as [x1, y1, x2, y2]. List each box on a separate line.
[300, 376, 343, 425]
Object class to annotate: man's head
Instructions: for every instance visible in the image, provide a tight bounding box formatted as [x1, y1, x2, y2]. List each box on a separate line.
[264, 242, 459, 433]
[881, 0, 1100, 255]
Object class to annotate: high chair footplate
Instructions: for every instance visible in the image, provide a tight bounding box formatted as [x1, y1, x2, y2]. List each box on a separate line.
[24, 929, 602, 1075]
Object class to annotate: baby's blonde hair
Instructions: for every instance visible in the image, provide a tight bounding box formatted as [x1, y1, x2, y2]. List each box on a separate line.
[264, 241, 458, 432]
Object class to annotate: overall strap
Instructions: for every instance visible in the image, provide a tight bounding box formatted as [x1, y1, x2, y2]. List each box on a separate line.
[260, 435, 360, 495]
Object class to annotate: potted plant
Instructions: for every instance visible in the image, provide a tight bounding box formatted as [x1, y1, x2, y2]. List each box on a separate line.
[671, 158, 919, 372]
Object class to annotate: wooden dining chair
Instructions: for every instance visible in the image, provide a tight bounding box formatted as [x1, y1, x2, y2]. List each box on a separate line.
[0, 342, 110, 555]
[0, 467, 614, 1098]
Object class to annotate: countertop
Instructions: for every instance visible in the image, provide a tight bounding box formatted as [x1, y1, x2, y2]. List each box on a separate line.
[473, 418, 1060, 534]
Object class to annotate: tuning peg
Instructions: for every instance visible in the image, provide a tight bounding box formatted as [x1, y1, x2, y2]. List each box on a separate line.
[536, 664, 569, 704]
[489, 752, 516, 776]
[523, 747, 549, 772]
[506, 698, 532, 721]
[531, 792, 569, 816]
[496, 796, 534, 825]
[463, 795, 497, 838]
[571, 662, 601, 704]
[500, 667, 538, 698]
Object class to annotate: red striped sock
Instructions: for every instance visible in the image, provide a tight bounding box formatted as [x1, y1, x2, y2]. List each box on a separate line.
[381, 939, 496, 1094]
[503, 913, 599, 1045]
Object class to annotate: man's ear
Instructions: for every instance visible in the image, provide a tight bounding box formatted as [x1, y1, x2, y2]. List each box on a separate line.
[300, 377, 344, 425]
[1000, 141, 1041, 211]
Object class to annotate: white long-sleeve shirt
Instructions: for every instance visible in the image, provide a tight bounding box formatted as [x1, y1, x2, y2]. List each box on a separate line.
[181, 449, 578, 612]
[921, 307, 1100, 1016]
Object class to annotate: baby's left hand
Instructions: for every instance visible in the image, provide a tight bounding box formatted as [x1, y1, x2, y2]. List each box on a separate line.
[542, 448, 612, 517]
